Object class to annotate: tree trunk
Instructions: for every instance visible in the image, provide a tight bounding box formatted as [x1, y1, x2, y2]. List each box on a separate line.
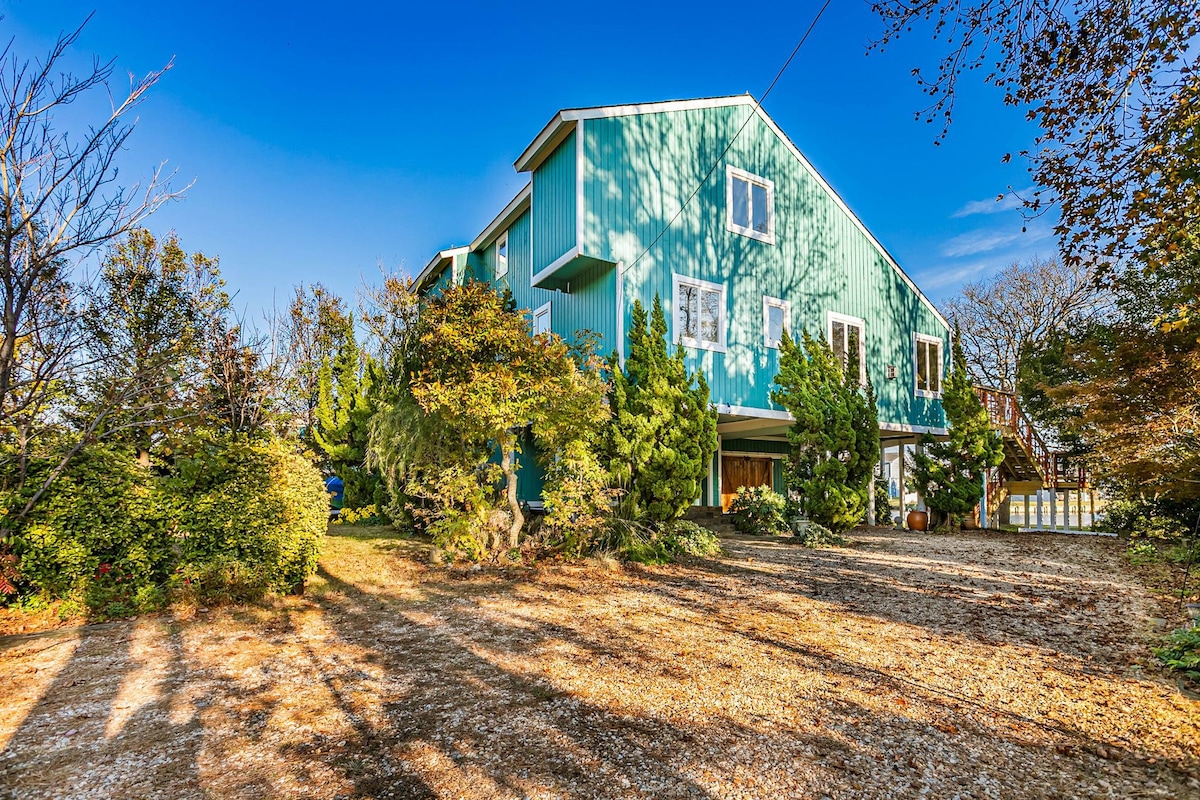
[499, 438, 523, 549]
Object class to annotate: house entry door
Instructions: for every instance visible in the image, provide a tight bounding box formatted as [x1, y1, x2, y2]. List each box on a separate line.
[720, 456, 774, 511]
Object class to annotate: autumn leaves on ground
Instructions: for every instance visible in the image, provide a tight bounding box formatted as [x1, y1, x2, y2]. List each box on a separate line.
[2, 528, 1197, 800]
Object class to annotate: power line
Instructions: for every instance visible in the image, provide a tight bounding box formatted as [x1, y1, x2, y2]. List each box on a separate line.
[627, 0, 834, 271]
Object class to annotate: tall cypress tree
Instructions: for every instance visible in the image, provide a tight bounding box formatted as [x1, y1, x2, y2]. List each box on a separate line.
[771, 330, 879, 534]
[605, 296, 717, 524]
[910, 333, 1005, 527]
[314, 320, 383, 508]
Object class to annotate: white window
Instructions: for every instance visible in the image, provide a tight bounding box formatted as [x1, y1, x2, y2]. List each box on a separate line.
[495, 231, 508, 279]
[532, 301, 551, 335]
[673, 273, 726, 352]
[914, 334, 943, 397]
[763, 296, 789, 349]
[827, 311, 866, 384]
[726, 165, 775, 244]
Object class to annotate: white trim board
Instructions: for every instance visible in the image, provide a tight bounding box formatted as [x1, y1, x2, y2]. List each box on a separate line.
[879, 421, 948, 435]
[470, 184, 531, 252]
[530, 244, 581, 288]
[913, 332, 944, 399]
[415, 246, 469, 291]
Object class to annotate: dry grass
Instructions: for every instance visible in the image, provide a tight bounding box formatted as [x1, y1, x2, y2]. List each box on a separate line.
[1, 526, 1198, 799]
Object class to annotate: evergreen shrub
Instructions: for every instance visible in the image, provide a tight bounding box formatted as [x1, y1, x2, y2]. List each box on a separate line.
[167, 437, 329, 598]
[15, 444, 172, 615]
[728, 485, 788, 535]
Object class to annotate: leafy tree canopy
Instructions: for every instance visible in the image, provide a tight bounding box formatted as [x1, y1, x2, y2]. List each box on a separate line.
[871, 0, 1200, 277]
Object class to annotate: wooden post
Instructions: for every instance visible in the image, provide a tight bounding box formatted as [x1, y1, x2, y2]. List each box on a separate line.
[1064, 489, 1072, 531]
[1089, 490, 1096, 530]
[1037, 489, 1044, 529]
[1024, 494, 1031, 529]
[898, 442, 907, 528]
[1050, 489, 1058, 531]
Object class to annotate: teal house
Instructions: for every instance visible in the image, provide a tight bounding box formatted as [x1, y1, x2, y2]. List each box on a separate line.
[416, 96, 950, 514]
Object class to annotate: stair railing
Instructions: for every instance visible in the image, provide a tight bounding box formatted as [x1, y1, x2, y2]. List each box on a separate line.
[974, 386, 1058, 486]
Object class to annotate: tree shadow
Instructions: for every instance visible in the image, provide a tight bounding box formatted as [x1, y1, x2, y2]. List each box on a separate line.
[0, 617, 204, 799]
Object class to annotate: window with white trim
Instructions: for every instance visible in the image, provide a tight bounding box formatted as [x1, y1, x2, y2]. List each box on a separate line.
[763, 296, 789, 349]
[532, 301, 551, 335]
[673, 273, 726, 351]
[914, 334, 943, 397]
[495, 231, 508, 279]
[727, 165, 775, 244]
[828, 312, 866, 384]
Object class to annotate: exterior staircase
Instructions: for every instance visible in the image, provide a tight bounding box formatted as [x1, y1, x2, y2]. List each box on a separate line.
[974, 386, 1087, 493]
[684, 505, 738, 535]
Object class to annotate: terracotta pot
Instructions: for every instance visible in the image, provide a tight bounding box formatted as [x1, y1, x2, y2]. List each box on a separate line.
[906, 510, 929, 532]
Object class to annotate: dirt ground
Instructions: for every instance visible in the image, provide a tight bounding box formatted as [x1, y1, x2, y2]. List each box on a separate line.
[1, 527, 1198, 800]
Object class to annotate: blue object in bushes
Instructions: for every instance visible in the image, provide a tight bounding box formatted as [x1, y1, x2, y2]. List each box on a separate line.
[325, 475, 344, 517]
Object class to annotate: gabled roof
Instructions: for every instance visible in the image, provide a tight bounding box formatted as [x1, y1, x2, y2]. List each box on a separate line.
[514, 95, 757, 173]
[514, 94, 949, 331]
[470, 183, 531, 251]
[414, 246, 469, 292]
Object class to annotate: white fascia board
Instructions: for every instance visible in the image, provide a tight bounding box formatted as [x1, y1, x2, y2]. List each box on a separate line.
[529, 244, 581, 288]
[514, 95, 757, 172]
[469, 183, 532, 252]
[750, 104, 952, 333]
[879, 421, 949, 436]
[415, 246, 469, 290]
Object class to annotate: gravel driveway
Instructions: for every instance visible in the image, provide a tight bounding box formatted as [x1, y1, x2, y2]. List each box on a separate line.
[1, 528, 1197, 799]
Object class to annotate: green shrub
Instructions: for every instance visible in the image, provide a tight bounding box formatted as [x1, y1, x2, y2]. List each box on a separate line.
[729, 485, 788, 535]
[166, 436, 328, 595]
[336, 504, 388, 526]
[661, 520, 722, 558]
[1154, 626, 1200, 683]
[15, 444, 172, 615]
[791, 518, 847, 548]
[175, 556, 272, 605]
[1103, 496, 1196, 541]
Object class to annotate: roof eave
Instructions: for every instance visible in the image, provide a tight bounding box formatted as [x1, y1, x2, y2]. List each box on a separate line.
[513, 95, 757, 173]
[414, 246, 469, 291]
[469, 183, 532, 251]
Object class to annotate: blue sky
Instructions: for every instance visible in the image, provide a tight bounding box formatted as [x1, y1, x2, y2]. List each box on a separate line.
[6, 1, 1054, 318]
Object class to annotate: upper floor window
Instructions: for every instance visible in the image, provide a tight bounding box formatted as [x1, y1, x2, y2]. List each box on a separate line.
[828, 311, 866, 384]
[673, 273, 726, 352]
[727, 165, 775, 244]
[915, 334, 943, 397]
[532, 301, 551, 335]
[763, 296, 789, 349]
[496, 231, 509, 279]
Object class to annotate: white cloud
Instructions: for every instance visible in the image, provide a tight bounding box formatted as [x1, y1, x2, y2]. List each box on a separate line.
[913, 261, 997, 291]
[941, 229, 1021, 258]
[939, 220, 1052, 259]
[952, 188, 1033, 218]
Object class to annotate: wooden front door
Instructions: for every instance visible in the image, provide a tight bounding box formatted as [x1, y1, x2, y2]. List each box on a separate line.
[721, 456, 774, 511]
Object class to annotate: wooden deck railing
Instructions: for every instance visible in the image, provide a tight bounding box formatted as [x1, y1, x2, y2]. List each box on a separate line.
[974, 386, 1059, 486]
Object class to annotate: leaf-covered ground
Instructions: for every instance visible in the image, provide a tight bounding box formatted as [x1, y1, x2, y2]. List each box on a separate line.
[2, 527, 1197, 799]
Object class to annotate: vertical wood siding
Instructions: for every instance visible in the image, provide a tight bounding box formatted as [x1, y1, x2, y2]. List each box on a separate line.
[532, 129, 578, 273]
[582, 107, 949, 431]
